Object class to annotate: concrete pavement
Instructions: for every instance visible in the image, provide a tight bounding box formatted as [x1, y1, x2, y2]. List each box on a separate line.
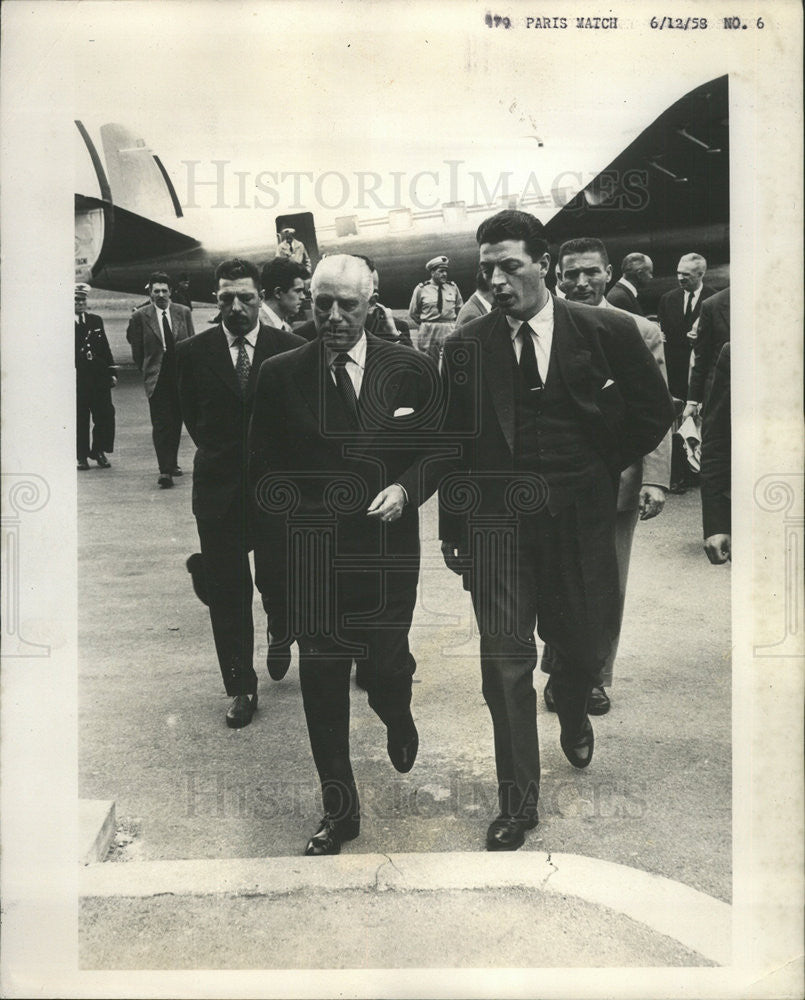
[78, 337, 732, 969]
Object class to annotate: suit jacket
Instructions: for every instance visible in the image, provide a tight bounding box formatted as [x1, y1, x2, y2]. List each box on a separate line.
[293, 318, 318, 343]
[657, 284, 716, 399]
[606, 280, 644, 316]
[600, 301, 672, 510]
[248, 333, 441, 615]
[127, 302, 195, 397]
[455, 291, 494, 329]
[688, 287, 730, 404]
[700, 343, 731, 537]
[176, 323, 305, 521]
[434, 296, 675, 545]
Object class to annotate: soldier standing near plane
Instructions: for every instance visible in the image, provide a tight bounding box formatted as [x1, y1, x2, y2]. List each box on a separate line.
[408, 255, 464, 361]
[75, 283, 117, 471]
[276, 227, 312, 275]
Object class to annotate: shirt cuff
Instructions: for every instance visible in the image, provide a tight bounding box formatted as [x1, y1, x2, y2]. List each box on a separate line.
[394, 482, 409, 505]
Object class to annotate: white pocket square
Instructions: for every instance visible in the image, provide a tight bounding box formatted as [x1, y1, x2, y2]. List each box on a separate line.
[601, 379, 615, 390]
[393, 407, 415, 417]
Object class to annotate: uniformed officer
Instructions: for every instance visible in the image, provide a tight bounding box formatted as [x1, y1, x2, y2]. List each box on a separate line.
[75, 283, 117, 470]
[408, 255, 464, 361]
[276, 227, 312, 275]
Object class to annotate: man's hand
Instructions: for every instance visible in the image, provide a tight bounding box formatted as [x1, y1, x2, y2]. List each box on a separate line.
[704, 533, 731, 564]
[374, 303, 398, 339]
[638, 485, 666, 520]
[367, 483, 406, 522]
[682, 401, 700, 420]
[441, 540, 465, 576]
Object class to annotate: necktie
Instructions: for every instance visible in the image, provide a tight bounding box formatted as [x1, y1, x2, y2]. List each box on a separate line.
[518, 324, 543, 391]
[162, 310, 175, 355]
[683, 293, 694, 328]
[233, 336, 251, 393]
[436, 284, 443, 315]
[332, 353, 360, 425]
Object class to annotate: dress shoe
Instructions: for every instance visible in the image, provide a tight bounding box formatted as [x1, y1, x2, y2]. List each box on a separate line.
[157, 473, 174, 489]
[89, 450, 111, 468]
[561, 717, 595, 769]
[486, 814, 539, 851]
[77, 459, 90, 471]
[304, 814, 360, 856]
[171, 465, 183, 477]
[186, 554, 209, 606]
[266, 637, 291, 680]
[543, 676, 556, 712]
[588, 685, 611, 716]
[225, 692, 257, 729]
[387, 712, 418, 773]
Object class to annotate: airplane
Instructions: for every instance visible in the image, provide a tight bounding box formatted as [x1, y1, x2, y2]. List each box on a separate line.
[75, 75, 728, 313]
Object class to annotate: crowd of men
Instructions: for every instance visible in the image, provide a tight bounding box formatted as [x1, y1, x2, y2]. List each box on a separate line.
[76, 209, 731, 856]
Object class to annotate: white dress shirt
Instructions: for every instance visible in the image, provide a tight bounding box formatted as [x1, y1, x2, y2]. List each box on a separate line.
[618, 276, 638, 298]
[506, 295, 554, 384]
[326, 332, 367, 397]
[155, 307, 173, 348]
[683, 287, 703, 315]
[223, 322, 258, 367]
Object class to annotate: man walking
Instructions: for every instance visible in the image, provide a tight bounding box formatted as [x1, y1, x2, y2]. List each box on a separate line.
[127, 271, 195, 488]
[436, 211, 674, 850]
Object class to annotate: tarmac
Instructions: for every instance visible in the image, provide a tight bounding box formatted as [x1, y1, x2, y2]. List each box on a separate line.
[77, 306, 732, 971]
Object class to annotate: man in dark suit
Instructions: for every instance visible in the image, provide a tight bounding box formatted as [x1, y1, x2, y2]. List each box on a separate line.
[176, 259, 304, 728]
[437, 211, 674, 851]
[683, 286, 730, 420]
[700, 343, 731, 565]
[657, 253, 716, 492]
[75, 283, 117, 470]
[258, 257, 308, 333]
[127, 271, 195, 488]
[605, 252, 653, 316]
[249, 254, 440, 855]
[455, 271, 496, 329]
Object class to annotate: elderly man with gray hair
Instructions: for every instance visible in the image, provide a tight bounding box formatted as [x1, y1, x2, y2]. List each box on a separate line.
[249, 253, 441, 856]
[658, 253, 716, 491]
[606, 252, 654, 316]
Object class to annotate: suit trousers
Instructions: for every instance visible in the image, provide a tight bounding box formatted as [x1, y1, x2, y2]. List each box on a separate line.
[542, 504, 638, 688]
[148, 364, 183, 473]
[468, 487, 618, 818]
[76, 373, 115, 458]
[196, 510, 258, 697]
[298, 566, 418, 824]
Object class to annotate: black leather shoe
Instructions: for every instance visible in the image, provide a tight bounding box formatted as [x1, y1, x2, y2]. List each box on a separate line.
[561, 717, 594, 769]
[304, 814, 360, 856]
[588, 685, 610, 716]
[543, 676, 556, 712]
[186, 553, 209, 606]
[226, 693, 257, 729]
[171, 466, 183, 477]
[387, 713, 419, 773]
[486, 814, 539, 851]
[266, 634, 291, 680]
[89, 450, 111, 468]
[158, 473, 173, 489]
[77, 459, 90, 471]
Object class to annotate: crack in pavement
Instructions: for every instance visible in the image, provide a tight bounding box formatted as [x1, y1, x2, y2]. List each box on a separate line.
[541, 852, 559, 888]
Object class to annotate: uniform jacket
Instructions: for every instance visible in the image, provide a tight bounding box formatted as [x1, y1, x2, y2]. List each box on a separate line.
[176, 322, 304, 521]
[689, 287, 730, 404]
[434, 296, 675, 545]
[75, 312, 116, 382]
[408, 279, 463, 326]
[127, 302, 195, 397]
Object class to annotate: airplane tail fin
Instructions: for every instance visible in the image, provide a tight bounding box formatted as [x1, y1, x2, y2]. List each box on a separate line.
[75, 120, 199, 282]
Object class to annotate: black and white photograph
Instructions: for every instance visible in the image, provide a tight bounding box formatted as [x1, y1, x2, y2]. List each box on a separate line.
[0, 1, 802, 996]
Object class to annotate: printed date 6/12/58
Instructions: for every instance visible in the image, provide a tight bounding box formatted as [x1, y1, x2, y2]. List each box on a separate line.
[650, 16, 708, 29]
